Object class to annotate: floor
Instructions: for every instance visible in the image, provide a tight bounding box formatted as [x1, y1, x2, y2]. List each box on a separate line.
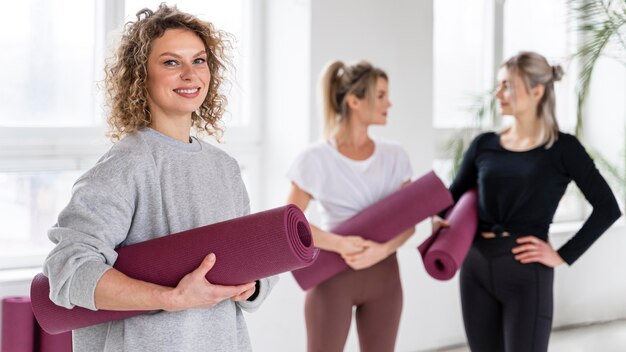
[430, 319, 626, 352]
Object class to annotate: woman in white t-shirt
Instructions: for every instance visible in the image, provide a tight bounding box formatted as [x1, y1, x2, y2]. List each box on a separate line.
[287, 60, 414, 352]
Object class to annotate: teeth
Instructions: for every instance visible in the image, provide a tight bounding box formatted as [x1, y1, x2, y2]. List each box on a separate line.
[175, 88, 199, 94]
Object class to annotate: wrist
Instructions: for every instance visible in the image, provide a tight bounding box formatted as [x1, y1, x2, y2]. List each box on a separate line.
[160, 287, 182, 312]
[382, 241, 395, 256]
[329, 233, 344, 254]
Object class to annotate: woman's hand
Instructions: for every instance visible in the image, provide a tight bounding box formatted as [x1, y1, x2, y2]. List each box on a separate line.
[431, 215, 449, 233]
[231, 282, 257, 302]
[334, 235, 367, 257]
[165, 253, 256, 311]
[342, 240, 390, 270]
[512, 236, 565, 268]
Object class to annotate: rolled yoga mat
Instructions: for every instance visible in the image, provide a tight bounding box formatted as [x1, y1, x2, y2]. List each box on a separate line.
[2, 297, 35, 352]
[31, 204, 315, 334]
[292, 171, 454, 290]
[38, 328, 72, 352]
[418, 188, 478, 280]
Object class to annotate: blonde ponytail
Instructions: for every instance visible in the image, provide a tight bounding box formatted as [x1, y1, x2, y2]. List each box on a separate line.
[318, 60, 388, 138]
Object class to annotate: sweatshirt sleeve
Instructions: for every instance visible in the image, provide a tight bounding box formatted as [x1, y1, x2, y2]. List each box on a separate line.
[235, 276, 279, 313]
[556, 135, 622, 265]
[43, 175, 134, 310]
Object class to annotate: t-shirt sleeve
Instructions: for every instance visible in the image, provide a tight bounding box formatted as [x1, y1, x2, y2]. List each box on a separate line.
[556, 135, 622, 265]
[395, 145, 413, 183]
[43, 175, 134, 310]
[286, 148, 326, 198]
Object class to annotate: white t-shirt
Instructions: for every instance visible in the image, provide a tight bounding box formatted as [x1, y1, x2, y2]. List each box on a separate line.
[287, 138, 413, 231]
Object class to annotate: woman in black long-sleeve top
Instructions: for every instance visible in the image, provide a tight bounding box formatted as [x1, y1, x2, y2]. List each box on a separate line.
[434, 51, 622, 352]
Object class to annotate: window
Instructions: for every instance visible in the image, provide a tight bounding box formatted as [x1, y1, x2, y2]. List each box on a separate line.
[0, 1, 103, 127]
[0, 0, 108, 268]
[0, 0, 261, 269]
[503, 0, 577, 132]
[433, 0, 495, 129]
[433, 0, 585, 222]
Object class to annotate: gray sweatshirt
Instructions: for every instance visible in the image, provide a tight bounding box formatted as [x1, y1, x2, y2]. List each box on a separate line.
[43, 128, 276, 352]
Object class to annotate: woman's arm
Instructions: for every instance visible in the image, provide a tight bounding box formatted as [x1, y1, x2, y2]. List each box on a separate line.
[45, 176, 254, 313]
[555, 136, 622, 264]
[343, 180, 416, 270]
[287, 182, 366, 256]
[94, 253, 255, 311]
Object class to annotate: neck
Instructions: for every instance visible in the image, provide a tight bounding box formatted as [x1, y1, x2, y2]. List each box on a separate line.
[510, 112, 541, 139]
[334, 119, 370, 149]
[149, 114, 192, 143]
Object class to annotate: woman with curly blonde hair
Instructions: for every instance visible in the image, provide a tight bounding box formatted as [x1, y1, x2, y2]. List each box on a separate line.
[43, 4, 276, 351]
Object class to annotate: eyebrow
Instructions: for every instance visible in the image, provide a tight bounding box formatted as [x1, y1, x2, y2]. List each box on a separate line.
[158, 50, 207, 58]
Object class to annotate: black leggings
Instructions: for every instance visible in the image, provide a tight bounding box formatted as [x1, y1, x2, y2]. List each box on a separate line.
[460, 237, 554, 352]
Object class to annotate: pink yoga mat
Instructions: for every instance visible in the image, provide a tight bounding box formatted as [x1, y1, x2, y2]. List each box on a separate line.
[292, 171, 454, 290]
[418, 189, 478, 280]
[31, 205, 315, 334]
[2, 297, 35, 352]
[38, 329, 72, 352]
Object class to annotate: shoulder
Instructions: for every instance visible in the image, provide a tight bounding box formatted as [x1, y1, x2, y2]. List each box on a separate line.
[459, 131, 497, 155]
[551, 132, 590, 162]
[88, 132, 153, 180]
[304, 140, 332, 156]
[473, 131, 497, 146]
[555, 132, 583, 148]
[550, 132, 586, 155]
[68, 133, 153, 206]
[197, 139, 242, 175]
[294, 140, 332, 164]
[373, 138, 409, 159]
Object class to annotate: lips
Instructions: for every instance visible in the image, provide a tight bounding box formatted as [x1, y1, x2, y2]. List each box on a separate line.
[173, 87, 201, 98]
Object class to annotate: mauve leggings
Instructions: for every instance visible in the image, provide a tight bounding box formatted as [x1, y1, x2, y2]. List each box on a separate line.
[304, 253, 403, 352]
[460, 237, 554, 352]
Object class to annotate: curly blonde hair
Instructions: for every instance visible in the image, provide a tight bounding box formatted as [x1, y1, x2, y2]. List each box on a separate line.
[105, 4, 233, 141]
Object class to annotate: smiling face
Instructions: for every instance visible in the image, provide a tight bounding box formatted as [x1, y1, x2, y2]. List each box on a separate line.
[146, 28, 211, 123]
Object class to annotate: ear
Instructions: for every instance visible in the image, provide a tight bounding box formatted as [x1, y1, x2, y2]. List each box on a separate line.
[531, 84, 545, 102]
[346, 94, 361, 110]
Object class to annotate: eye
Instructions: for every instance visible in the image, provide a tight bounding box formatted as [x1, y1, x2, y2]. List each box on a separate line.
[163, 60, 179, 67]
[193, 58, 206, 64]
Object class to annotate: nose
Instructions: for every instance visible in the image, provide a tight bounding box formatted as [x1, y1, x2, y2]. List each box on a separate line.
[494, 86, 504, 101]
[179, 63, 195, 81]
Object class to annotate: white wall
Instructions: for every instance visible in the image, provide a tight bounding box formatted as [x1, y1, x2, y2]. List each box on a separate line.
[245, 0, 467, 351]
[584, 56, 626, 206]
[2, 1, 625, 351]
[245, 1, 626, 351]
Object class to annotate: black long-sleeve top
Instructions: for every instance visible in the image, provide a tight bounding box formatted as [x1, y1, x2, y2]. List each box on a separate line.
[449, 131, 622, 265]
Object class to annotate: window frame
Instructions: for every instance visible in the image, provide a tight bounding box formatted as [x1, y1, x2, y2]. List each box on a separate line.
[0, 0, 264, 270]
[432, 0, 588, 223]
